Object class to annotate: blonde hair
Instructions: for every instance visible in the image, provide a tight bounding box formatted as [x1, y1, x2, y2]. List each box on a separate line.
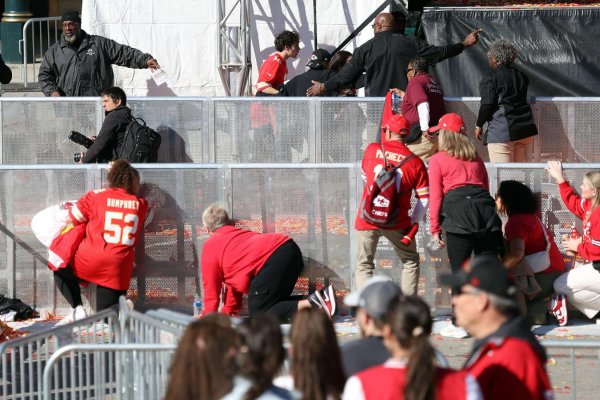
[438, 129, 478, 161]
[584, 171, 600, 209]
[202, 204, 231, 232]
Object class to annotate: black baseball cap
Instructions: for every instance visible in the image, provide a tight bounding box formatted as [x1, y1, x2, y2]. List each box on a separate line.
[440, 254, 517, 299]
[307, 49, 331, 70]
[61, 10, 81, 24]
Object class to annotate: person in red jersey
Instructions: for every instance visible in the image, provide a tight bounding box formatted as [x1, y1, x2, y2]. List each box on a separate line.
[53, 159, 147, 320]
[200, 204, 336, 321]
[547, 161, 600, 324]
[442, 255, 554, 400]
[355, 114, 429, 294]
[342, 295, 482, 400]
[250, 30, 300, 162]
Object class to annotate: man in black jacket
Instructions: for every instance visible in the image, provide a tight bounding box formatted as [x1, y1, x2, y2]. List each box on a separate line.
[307, 12, 482, 97]
[39, 10, 160, 97]
[81, 86, 131, 163]
[280, 49, 337, 97]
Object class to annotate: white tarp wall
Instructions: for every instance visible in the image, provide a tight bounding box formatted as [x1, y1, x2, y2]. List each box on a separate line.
[81, 0, 383, 96]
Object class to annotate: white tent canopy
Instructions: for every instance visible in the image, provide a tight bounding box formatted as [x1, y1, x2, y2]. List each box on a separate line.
[82, 0, 383, 96]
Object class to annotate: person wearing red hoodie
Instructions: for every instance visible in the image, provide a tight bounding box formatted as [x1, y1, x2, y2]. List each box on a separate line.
[200, 204, 335, 321]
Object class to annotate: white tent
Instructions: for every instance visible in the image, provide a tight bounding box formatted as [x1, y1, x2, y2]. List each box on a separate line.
[82, 0, 384, 96]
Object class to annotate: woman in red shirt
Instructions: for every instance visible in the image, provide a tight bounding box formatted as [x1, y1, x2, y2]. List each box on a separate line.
[428, 113, 504, 337]
[547, 161, 600, 325]
[54, 159, 147, 320]
[495, 180, 566, 325]
[342, 295, 482, 400]
[200, 204, 335, 321]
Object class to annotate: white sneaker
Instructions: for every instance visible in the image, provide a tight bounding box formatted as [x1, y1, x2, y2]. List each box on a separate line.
[440, 324, 469, 339]
[73, 305, 87, 321]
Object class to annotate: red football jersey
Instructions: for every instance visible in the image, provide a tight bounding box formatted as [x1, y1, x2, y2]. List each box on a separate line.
[69, 187, 147, 290]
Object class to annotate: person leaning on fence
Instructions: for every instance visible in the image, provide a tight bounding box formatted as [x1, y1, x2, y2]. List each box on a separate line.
[38, 10, 160, 97]
[474, 39, 537, 162]
[164, 316, 237, 400]
[442, 255, 553, 400]
[495, 180, 566, 325]
[340, 277, 403, 376]
[53, 160, 147, 321]
[427, 113, 504, 338]
[222, 314, 299, 400]
[355, 114, 429, 293]
[546, 161, 600, 325]
[199, 204, 336, 321]
[274, 307, 346, 400]
[342, 295, 483, 400]
[79, 86, 131, 163]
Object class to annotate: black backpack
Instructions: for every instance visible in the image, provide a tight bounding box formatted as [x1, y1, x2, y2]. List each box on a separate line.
[118, 117, 161, 163]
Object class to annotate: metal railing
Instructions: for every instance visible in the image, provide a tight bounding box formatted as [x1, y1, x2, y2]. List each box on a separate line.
[41, 343, 176, 400]
[19, 17, 61, 89]
[0, 162, 597, 317]
[0, 97, 599, 164]
[0, 308, 119, 400]
[543, 340, 600, 400]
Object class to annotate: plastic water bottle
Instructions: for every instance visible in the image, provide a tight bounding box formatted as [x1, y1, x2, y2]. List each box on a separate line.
[193, 294, 202, 318]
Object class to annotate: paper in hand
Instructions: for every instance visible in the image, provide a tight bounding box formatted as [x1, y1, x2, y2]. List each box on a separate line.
[150, 68, 169, 86]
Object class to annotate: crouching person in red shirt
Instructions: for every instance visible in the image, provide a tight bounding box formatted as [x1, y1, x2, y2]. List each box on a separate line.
[200, 204, 336, 321]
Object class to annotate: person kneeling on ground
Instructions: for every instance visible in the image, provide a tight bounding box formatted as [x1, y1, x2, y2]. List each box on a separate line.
[200, 204, 336, 321]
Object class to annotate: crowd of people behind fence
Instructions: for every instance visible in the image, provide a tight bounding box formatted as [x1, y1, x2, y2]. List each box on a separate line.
[25, 8, 600, 400]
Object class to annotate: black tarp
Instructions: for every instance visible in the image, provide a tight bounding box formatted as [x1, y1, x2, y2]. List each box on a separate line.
[421, 8, 600, 97]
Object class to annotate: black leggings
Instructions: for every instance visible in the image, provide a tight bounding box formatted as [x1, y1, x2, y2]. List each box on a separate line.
[247, 240, 304, 322]
[54, 268, 127, 311]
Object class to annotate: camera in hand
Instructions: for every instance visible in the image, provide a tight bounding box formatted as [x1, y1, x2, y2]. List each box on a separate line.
[73, 152, 84, 163]
[68, 130, 94, 149]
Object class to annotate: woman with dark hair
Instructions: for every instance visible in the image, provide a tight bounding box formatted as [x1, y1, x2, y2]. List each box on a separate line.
[52, 159, 147, 320]
[428, 113, 504, 338]
[275, 308, 346, 400]
[165, 317, 237, 400]
[328, 51, 359, 97]
[547, 161, 600, 325]
[223, 314, 298, 400]
[495, 180, 566, 325]
[342, 295, 482, 400]
[474, 39, 537, 162]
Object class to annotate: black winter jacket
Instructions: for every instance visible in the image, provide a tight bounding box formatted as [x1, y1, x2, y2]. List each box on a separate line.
[441, 185, 502, 236]
[39, 30, 152, 97]
[82, 106, 132, 163]
[324, 31, 464, 97]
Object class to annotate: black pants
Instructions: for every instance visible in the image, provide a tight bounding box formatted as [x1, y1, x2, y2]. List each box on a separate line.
[248, 240, 304, 321]
[54, 268, 127, 311]
[445, 230, 503, 294]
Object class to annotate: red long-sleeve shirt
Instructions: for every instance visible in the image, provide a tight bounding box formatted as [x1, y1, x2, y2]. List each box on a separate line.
[428, 151, 489, 235]
[200, 225, 291, 315]
[559, 181, 600, 261]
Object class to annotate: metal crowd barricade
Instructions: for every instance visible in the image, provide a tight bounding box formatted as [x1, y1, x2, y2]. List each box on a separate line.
[543, 340, 600, 400]
[0, 309, 119, 400]
[20, 17, 61, 89]
[144, 309, 195, 331]
[41, 343, 176, 400]
[119, 297, 185, 345]
[1, 97, 600, 164]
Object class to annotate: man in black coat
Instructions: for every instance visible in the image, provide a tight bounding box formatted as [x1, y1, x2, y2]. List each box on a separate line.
[307, 12, 482, 97]
[39, 10, 160, 97]
[280, 48, 337, 97]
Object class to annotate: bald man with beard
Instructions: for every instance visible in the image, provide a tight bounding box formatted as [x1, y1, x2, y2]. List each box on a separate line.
[308, 13, 482, 97]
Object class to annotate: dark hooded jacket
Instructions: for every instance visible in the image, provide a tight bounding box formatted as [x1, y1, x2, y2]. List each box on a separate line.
[82, 106, 132, 163]
[39, 30, 152, 97]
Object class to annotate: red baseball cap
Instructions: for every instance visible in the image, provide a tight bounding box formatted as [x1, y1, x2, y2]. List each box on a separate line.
[382, 114, 409, 135]
[428, 113, 466, 134]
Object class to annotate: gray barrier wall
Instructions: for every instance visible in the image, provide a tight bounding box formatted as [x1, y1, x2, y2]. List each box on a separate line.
[0, 163, 595, 314]
[1, 97, 599, 164]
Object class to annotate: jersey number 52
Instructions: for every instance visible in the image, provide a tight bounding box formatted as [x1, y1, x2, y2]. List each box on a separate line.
[104, 211, 140, 245]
